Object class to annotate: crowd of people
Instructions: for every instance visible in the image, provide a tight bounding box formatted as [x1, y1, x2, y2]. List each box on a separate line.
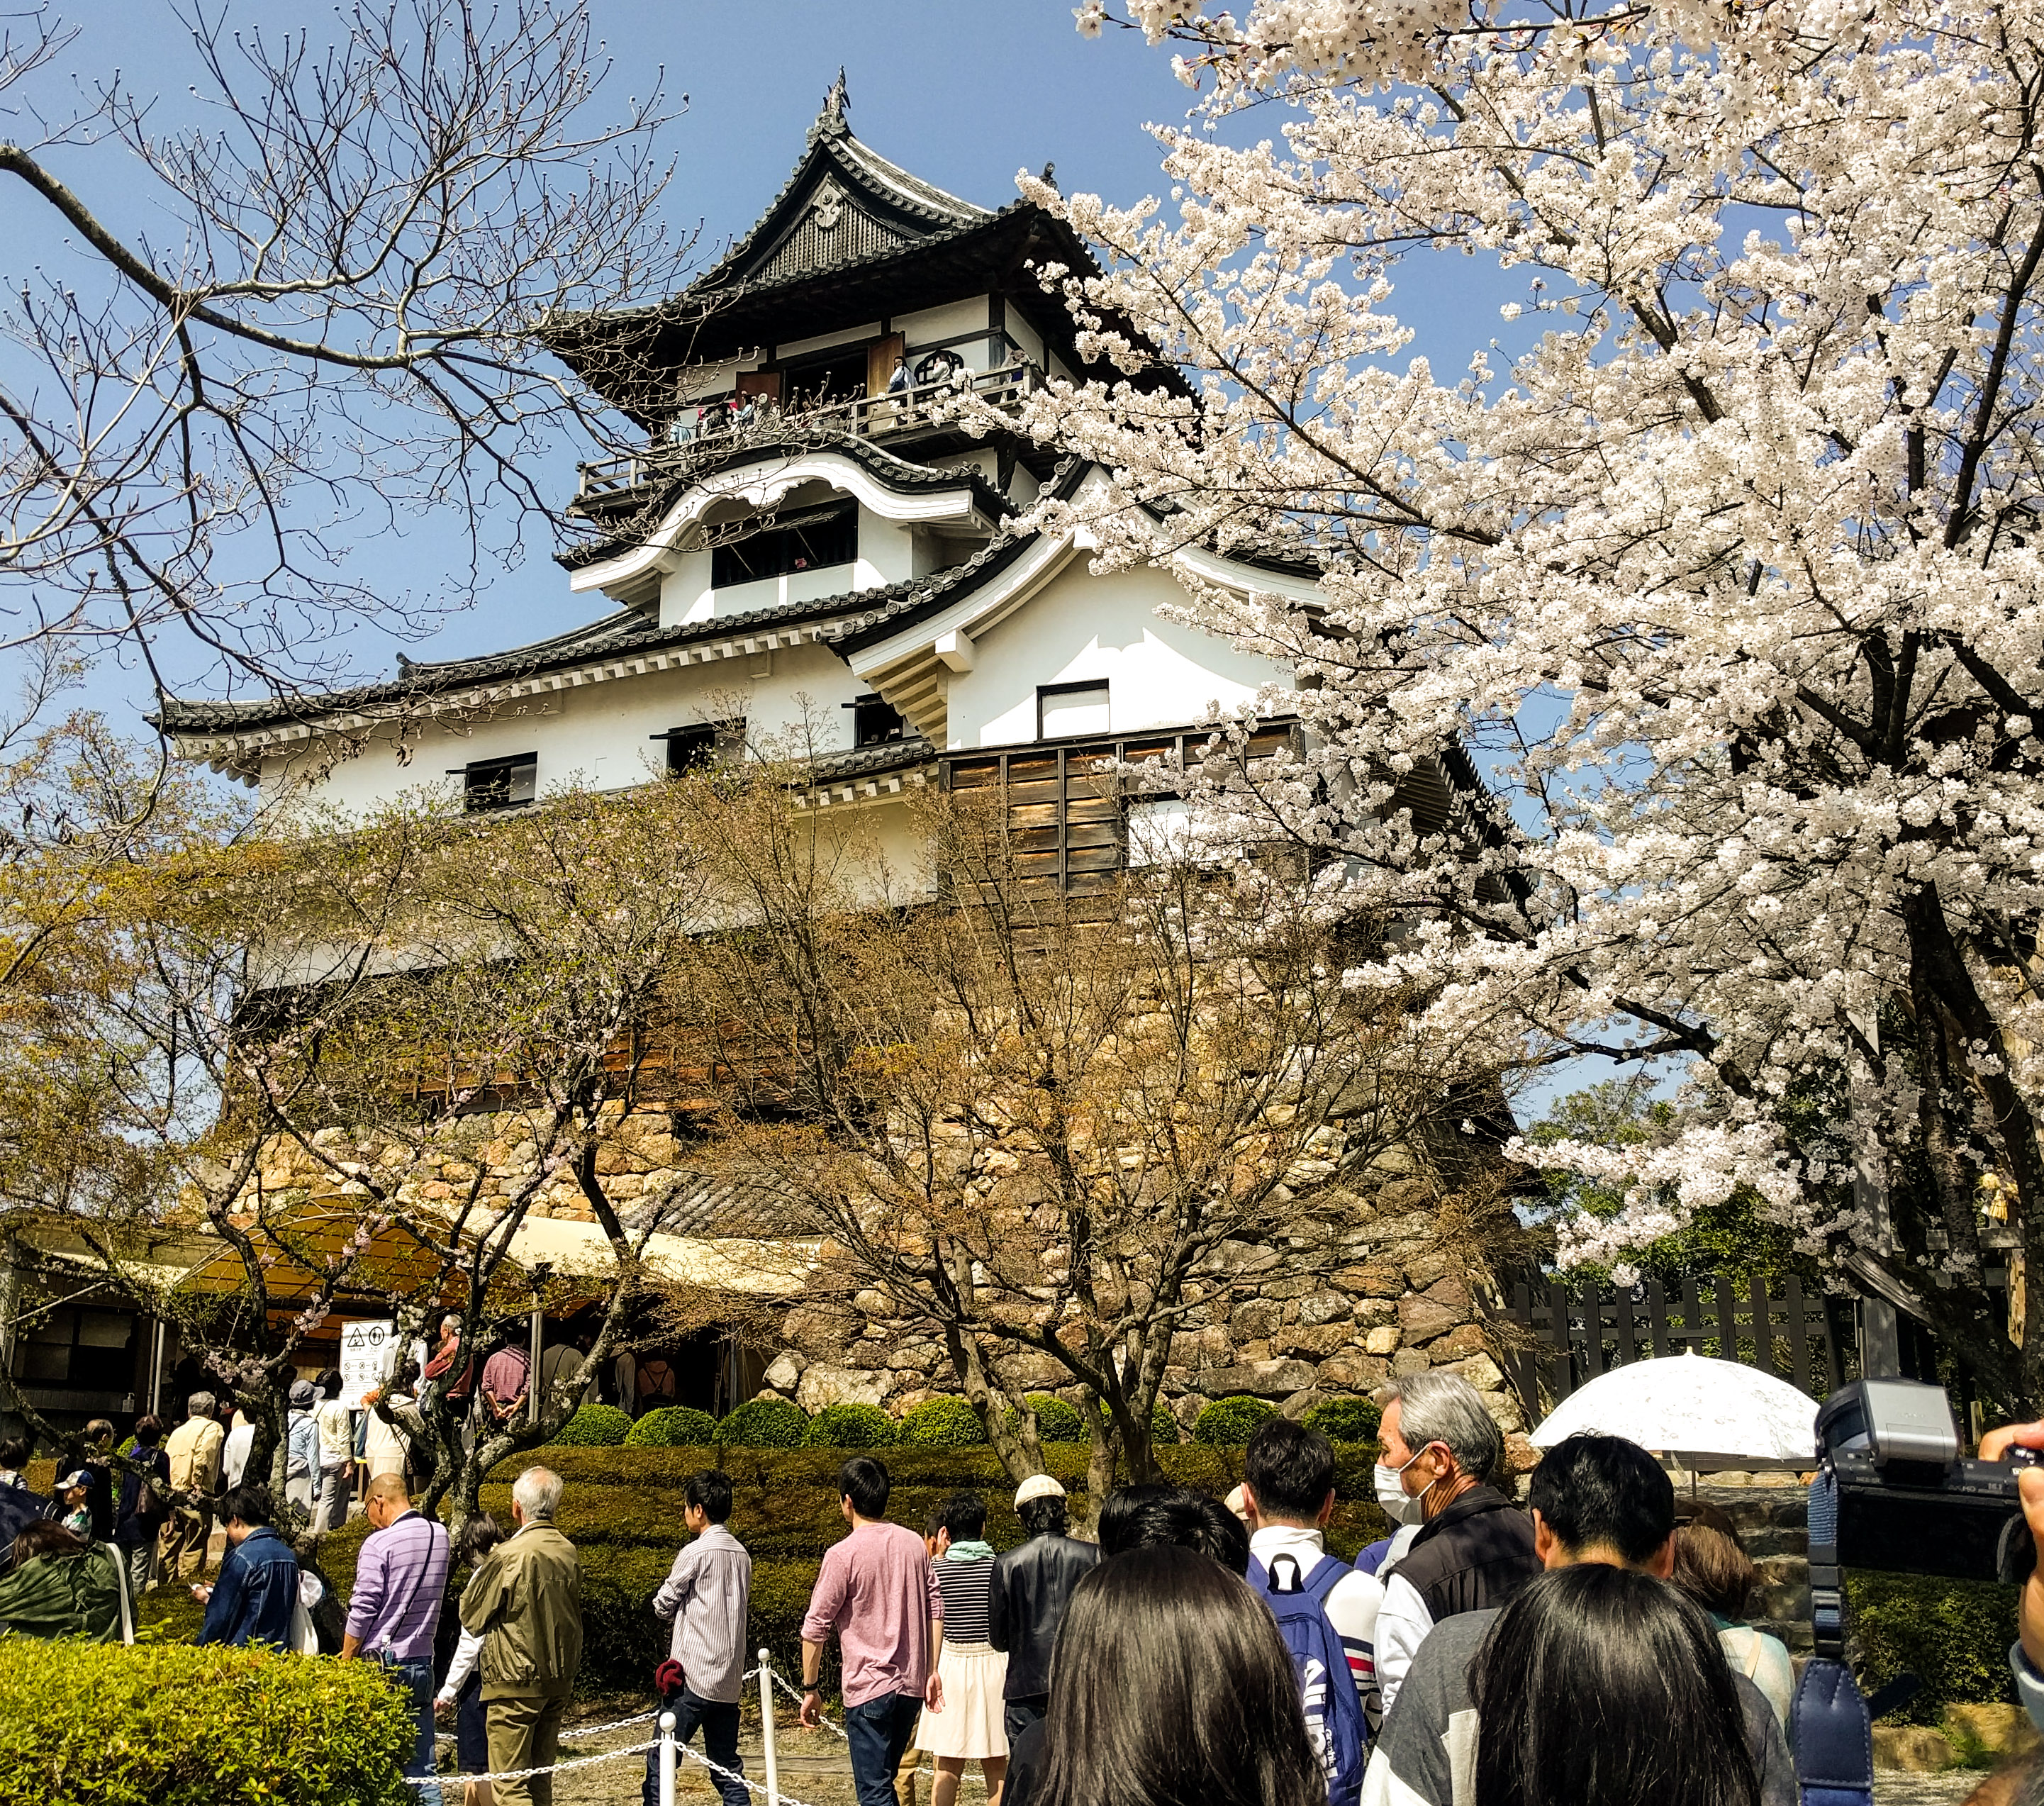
[8, 1361, 2044, 1806]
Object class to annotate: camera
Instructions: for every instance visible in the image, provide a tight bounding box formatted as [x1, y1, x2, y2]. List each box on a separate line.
[1816, 1378, 2040, 1586]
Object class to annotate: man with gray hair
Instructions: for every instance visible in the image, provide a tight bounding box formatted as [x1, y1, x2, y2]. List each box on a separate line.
[458, 1465, 583, 1806]
[1371, 1371, 1538, 1713]
[160, 1390, 225, 1581]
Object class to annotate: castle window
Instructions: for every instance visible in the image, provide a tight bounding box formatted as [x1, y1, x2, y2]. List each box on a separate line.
[711, 502, 858, 589]
[784, 348, 869, 413]
[850, 695, 905, 747]
[659, 719, 747, 775]
[459, 752, 537, 813]
[1038, 681, 1110, 740]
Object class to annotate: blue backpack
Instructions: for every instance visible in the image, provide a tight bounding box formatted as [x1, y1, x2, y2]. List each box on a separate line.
[1249, 1549, 1368, 1806]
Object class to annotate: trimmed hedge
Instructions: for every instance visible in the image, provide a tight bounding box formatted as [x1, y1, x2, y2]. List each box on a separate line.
[553, 1404, 633, 1447]
[1019, 1395, 1084, 1442]
[901, 1398, 988, 1447]
[803, 1403, 898, 1449]
[717, 1398, 808, 1448]
[0, 1639, 415, 1805]
[1193, 1395, 1280, 1446]
[1849, 1571, 2020, 1724]
[1303, 1396, 1383, 1442]
[625, 1406, 720, 1447]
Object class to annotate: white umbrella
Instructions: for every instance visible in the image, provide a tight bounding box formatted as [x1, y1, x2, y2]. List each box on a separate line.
[1529, 1351, 1819, 1471]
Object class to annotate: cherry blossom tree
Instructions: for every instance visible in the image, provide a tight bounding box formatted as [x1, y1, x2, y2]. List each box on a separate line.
[1027, 0, 2044, 1408]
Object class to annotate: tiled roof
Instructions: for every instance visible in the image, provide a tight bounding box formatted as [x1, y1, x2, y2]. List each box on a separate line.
[804, 735, 937, 784]
[152, 530, 1051, 738]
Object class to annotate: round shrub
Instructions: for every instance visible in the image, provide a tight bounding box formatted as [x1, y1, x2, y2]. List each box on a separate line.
[1302, 1395, 1382, 1443]
[716, 1398, 808, 1449]
[0, 1638, 416, 1804]
[803, 1403, 899, 1449]
[625, 1406, 719, 1448]
[552, 1404, 632, 1447]
[901, 1398, 988, 1447]
[1148, 1400, 1182, 1446]
[1192, 1395, 1278, 1447]
[1021, 1395, 1085, 1442]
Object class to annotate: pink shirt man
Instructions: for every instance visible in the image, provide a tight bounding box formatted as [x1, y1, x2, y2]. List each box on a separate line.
[800, 1518, 944, 1706]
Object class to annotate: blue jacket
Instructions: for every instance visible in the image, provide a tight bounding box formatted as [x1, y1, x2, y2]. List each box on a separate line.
[199, 1525, 299, 1647]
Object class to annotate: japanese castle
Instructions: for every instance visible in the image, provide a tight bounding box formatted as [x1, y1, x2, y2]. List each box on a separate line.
[157, 85, 1467, 884]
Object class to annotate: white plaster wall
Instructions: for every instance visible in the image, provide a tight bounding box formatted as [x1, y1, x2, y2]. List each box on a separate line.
[855, 509, 914, 586]
[259, 640, 874, 818]
[898, 297, 989, 352]
[948, 562, 1287, 750]
[1005, 311, 1044, 368]
[661, 550, 715, 627]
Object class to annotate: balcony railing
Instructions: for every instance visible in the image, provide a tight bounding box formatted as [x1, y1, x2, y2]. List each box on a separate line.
[574, 359, 1044, 509]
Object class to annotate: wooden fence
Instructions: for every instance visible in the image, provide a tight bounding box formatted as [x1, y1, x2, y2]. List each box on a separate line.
[1497, 1275, 1855, 1416]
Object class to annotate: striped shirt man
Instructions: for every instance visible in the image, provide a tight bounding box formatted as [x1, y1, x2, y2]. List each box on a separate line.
[345, 1505, 451, 1659]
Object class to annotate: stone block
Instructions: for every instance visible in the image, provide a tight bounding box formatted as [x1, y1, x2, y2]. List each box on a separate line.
[1334, 1264, 1406, 1298]
[1442, 1353, 1506, 1393]
[1198, 1359, 1320, 1398]
[1363, 1326, 1402, 1356]
[1870, 1727, 1959, 1773]
[795, 1364, 891, 1412]
[1504, 1432, 1541, 1474]
[1354, 1298, 1397, 1326]
[1297, 1290, 1353, 1327]
[1230, 1300, 1281, 1342]
[1422, 1276, 1472, 1316]
[1316, 1353, 1390, 1389]
[761, 1351, 803, 1393]
[853, 1289, 893, 1318]
[1210, 1240, 1285, 1278]
[1427, 1323, 1488, 1363]
[1398, 1295, 1460, 1344]
[1273, 1325, 1350, 1359]
[1262, 1276, 1319, 1302]
[1477, 1389, 1525, 1432]
[1390, 1347, 1432, 1377]
[1401, 1250, 1453, 1289]
[1753, 1555, 1809, 1623]
[1236, 1339, 1273, 1364]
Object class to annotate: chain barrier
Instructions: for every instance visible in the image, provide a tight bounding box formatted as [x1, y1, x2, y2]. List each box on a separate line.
[431, 1705, 657, 1745]
[406, 1737, 657, 1786]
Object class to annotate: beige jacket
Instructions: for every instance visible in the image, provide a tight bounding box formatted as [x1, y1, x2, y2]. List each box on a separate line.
[164, 1415, 225, 1497]
[459, 1522, 583, 1701]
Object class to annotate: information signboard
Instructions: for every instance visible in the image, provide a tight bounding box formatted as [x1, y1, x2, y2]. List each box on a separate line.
[338, 1318, 397, 1409]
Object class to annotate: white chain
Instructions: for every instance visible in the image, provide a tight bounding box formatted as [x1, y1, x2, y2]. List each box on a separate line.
[432, 1706, 656, 1745]
[406, 1737, 657, 1786]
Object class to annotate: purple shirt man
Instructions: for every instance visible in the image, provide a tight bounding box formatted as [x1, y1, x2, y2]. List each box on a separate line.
[342, 1474, 451, 1803]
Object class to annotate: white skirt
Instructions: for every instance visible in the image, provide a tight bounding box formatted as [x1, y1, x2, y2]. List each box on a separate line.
[915, 1641, 1008, 1760]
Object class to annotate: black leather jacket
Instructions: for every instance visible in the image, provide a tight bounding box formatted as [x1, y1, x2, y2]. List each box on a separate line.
[987, 1532, 1100, 1699]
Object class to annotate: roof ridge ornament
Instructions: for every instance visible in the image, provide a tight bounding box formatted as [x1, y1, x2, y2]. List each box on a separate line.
[822, 67, 849, 133]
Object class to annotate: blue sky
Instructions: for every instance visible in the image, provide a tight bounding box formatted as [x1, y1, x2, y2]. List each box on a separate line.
[14, 0, 1519, 710]
[9, 1, 1618, 1119]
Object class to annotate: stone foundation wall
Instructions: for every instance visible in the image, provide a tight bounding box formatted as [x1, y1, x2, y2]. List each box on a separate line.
[251, 1115, 1523, 1449]
[764, 1173, 1529, 1456]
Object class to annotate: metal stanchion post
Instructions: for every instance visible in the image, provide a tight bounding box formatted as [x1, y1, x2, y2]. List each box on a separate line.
[759, 1646, 781, 1806]
[659, 1710, 678, 1806]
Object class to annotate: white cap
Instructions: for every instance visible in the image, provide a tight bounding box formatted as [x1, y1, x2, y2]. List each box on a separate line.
[1014, 1473, 1066, 1507]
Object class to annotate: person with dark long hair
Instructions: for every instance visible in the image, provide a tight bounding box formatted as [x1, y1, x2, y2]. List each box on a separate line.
[1032, 1544, 1327, 1806]
[1469, 1564, 1759, 1806]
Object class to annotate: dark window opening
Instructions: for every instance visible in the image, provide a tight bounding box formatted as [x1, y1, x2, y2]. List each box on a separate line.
[458, 752, 537, 813]
[659, 719, 746, 775]
[711, 503, 858, 589]
[849, 695, 905, 747]
[783, 349, 869, 413]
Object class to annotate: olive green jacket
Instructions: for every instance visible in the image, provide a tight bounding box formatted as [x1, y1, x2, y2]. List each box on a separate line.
[0, 1545, 121, 1641]
[459, 1522, 583, 1701]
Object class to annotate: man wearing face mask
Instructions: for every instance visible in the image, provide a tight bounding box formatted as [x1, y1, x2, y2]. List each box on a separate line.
[1370, 1372, 1539, 1715]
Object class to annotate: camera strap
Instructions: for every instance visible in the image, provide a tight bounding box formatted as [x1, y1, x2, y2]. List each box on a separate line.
[1792, 1468, 1872, 1806]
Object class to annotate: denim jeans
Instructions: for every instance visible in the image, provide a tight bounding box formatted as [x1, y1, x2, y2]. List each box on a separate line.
[378, 1656, 442, 1806]
[457, 1672, 488, 1774]
[844, 1692, 922, 1806]
[642, 1686, 747, 1806]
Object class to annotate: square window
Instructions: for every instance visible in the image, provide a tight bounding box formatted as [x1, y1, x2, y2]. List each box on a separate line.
[1038, 681, 1110, 740]
[851, 696, 905, 747]
[459, 753, 537, 813]
[663, 720, 746, 776]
